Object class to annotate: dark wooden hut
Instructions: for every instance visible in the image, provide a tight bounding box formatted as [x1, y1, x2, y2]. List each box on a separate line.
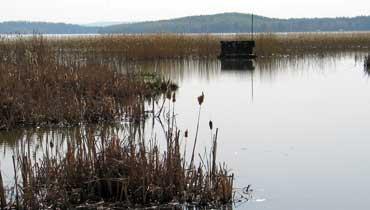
[219, 41, 256, 59]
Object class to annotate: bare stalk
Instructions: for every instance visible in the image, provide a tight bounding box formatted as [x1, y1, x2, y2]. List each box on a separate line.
[0, 170, 5, 210]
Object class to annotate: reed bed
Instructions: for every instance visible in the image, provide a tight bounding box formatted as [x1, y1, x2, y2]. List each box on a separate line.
[12, 34, 220, 61]
[49, 32, 370, 58]
[233, 32, 370, 56]
[3, 93, 233, 209]
[0, 36, 176, 130]
[2, 32, 370, 60]
[2, 33, 370, 62]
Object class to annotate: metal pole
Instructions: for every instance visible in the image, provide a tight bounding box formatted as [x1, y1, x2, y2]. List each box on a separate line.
[251, 13, 254, 41]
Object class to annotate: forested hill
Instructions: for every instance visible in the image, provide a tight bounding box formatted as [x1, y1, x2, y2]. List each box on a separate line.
[1, 13, 370, 34]
[99, 13, 370, 34]
[0, 21, 99, 34]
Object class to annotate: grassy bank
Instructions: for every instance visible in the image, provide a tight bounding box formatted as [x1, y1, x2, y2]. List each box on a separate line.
[0, 36, 176, 130]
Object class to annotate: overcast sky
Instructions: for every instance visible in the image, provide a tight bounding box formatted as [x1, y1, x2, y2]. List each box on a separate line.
[2, 0, 370, 24]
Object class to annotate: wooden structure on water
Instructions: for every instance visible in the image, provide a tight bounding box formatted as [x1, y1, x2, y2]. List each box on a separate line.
[218, 14, 257, 60]
[219, 41, 256, 59]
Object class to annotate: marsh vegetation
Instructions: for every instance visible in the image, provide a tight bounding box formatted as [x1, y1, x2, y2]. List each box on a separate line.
[2, 32, 370, 62]
[0, 35, 237, 209]
[0, 36, 178, 130]
[1, 32, 370, 209]
[0, 99, 234, 209]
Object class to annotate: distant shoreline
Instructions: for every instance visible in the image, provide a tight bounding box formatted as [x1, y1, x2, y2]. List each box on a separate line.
[2, 31, 370, 36]
[2, 13, 370, 34]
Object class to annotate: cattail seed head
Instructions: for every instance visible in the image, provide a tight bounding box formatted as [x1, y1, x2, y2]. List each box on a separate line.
[197, 92, 204, 105]
[209, 120, 213, 130]
[184, 130, 188, 138]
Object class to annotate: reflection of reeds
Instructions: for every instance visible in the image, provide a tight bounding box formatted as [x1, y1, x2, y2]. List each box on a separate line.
[6, 95, 233, 209]
[364, 56, 370, 75]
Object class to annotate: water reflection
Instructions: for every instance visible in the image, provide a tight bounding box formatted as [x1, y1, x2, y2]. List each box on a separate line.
[365, 56, 370, 74]
[56, 51, 367, 84]
[124, 52, 366, 84]
[221, 59, 255, 71]
[2, 52, 370, 210]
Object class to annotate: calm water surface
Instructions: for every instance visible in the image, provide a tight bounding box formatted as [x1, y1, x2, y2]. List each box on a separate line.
[1, 53, 370, 209]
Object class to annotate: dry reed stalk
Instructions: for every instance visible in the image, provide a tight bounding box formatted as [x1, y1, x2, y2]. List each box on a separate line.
[0, 170, 5, 210]
[190, 92, 204, 168]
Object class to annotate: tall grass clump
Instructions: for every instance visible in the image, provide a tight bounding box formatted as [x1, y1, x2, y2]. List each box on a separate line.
[0, 36, 175, 130]
[6, 93, 234, 209]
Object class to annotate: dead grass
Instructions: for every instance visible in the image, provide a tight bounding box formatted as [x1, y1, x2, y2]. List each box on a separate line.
[5, 93, 234, 209]
[2, 32, 370, 61]
[50, 32, 370, 58]
[233, 32, 370, 56]
[0, 36, 176, 130]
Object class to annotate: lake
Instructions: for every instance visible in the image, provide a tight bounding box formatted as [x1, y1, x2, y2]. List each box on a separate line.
[1, 53, 370, 209]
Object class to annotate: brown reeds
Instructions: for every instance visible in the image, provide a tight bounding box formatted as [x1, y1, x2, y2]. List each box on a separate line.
[50, 32, 370, 58]
[4, 34, 219, 61]
[0, 36, 175, 130]
[2, 33, 370, 63]
[235, 32, 370, 57]
[6, 93, 233, 209]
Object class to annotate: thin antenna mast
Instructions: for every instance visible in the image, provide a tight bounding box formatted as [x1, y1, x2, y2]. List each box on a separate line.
[251, 13, 254, 40]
